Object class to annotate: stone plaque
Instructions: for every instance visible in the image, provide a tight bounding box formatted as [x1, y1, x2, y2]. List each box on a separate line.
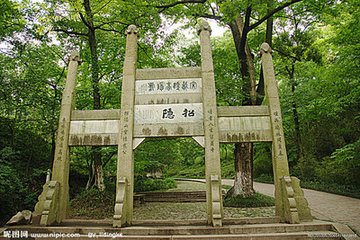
[135, 78, 202, 95]
[134, 103, 203, 124]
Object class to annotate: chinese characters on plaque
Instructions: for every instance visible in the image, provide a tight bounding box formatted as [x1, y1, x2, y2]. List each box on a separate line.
[134, 103, 203, 124]
[136, 78, 202, 95]
[162, 108, 196, 119]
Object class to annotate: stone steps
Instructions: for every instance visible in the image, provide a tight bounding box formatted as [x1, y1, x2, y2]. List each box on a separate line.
[2, 219, 347, 240]
[137, 191, 207, 202]
[22, 231, 342, 240]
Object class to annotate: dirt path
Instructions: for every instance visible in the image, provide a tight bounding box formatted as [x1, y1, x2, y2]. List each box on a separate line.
[222, 179, 360, 235]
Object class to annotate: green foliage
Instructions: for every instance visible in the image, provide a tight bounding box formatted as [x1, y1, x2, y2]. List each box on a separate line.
[0, 158, 24, 225]
[224, 192, 275, 208]
[254, 174, 274, 184]
[316, 139, 360, 186]
[70, 187, 114, 219]
[167, 165, 205, 179]
[0, 0, 24, 39]
[253, 143, 273, 178]
[0, 118, 51, 225]
[134, 177, 176, 192]
[136, 138, 205, 179]
[300, 181, 360, 199]
[134, 138, 181, 176]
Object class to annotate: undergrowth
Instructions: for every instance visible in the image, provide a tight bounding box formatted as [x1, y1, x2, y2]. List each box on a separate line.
[224, 192, 275, 208]
[70, 188, 114, 219]
[254, 174, 360, 199]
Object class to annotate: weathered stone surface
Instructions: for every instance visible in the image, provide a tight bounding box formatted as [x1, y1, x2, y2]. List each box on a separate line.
[114, 24, 138, 227]
[40, 181, 60, 226]
[6, 210, 32, 225]
[198, 19, 223, 227]
[50, 51, 80, 223]
[136, 67, 201, 80]
[32, 23, 313, 228]
[261, 43, 292, 222]
[291, 177, 312, 222]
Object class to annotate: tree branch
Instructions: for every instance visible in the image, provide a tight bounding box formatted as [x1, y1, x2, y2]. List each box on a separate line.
[195, 14, 222, 21]
[248, 0, 302, 31]
[97, 26, 122, 34]
[94, 20, 129, 30]
[153, 0, 207, 13]
[52, 28, 87, 36]
[93, 0, 113, 15]
[274, 47, 301, 62]
[79, 12, 91, 30]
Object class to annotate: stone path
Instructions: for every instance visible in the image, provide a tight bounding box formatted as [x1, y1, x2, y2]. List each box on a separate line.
[222, 179, 360, 236]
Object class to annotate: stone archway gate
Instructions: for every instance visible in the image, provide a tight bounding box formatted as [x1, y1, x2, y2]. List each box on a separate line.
[34, 21, 312, 228]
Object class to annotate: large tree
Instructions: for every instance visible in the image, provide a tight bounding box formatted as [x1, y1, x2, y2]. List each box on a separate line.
[33, 0, 175, 190]
[151, 0, 304, 196]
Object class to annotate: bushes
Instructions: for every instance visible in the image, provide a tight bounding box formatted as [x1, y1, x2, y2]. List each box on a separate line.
[70, 188, 114, 219]
[316, 139, 360, 186]
[0, 159, 24, 225]
[224, 193, 275, 208]
[134, 176, 176, 192]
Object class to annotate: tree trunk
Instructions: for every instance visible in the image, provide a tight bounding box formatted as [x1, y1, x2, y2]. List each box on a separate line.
[227, 15, 256, 197]
[83, 0, 105, 191]
[231, 143, 255, 196]
[286, 63, 304, 167]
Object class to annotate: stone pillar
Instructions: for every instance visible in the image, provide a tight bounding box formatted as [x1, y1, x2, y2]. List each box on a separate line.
[260, 43, 295, 222]
[51, 51, 80, 223]
[197, 20, 223, 227]
[114, 25, 138, 227]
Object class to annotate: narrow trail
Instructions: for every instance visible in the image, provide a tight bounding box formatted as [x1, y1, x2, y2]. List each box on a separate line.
[222, 179, 360, 236]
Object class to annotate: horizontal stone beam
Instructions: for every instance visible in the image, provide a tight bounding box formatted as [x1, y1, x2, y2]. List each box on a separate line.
[217, 106, 269, 117]
[136, 67, 201, 80]
[71, 109, 121, 120]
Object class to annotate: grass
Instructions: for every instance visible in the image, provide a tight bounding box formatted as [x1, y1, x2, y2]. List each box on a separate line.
[224, 192, 275, 208]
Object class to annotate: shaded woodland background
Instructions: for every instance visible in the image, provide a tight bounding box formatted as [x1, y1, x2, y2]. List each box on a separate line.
[0, 0, 359, 225]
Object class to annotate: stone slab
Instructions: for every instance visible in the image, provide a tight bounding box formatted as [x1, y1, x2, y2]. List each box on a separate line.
[134, 103, 203, 124]
[136, 67, 201, 80]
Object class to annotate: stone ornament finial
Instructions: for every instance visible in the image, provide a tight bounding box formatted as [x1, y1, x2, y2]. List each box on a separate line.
[260, 42, 273, 55]
[126, 25, 138, 35]
[197, 19, 212, 35]
[68, 51, 81, 63]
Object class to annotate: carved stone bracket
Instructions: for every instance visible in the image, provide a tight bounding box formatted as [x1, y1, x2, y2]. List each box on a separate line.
[210, 175, 222, 227]
[281, 176, 300, 224]
[113, 177, 128, 227]
[291, 177, 313, 222]
[40, 181, 59, 226]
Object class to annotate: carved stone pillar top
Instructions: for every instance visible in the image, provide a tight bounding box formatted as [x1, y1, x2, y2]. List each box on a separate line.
[260, 42, 273, 55]
[126, 25, 138, 35]
[197, 19, 212, 35]
[68, 51, 81, 63]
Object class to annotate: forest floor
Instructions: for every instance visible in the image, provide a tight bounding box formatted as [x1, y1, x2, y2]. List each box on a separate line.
[133, 181, 275, 220]
[134, 181, 275, 220]
[70, 180, 275, 221]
